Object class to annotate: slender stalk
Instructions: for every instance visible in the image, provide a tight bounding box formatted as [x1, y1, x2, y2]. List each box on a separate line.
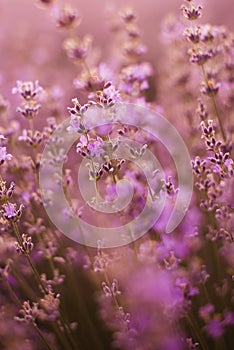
[25, 253, 48, 294]
[53, 322, 72, 350]
[5, 279, 22, 309]
[5, 277, 53, 350]
[24, 253, 77, 349]
[202, 284, 210, 303]
[201, 65, 226, 142]
[66, 263, 104, 350]
[12, 221, 47, 294]
[112, 173, 117, 184]
[33, 323, 54, 350]
[29, 118, 34, 132]
[12, 221, 23, 245]
[11, 266, 38, 299]
[187, 313, 209, 350]
[81, 59, 92, 78]
[190, 21, 227, 142]
[126, 225, 138, 258]
[59, 313, 80, 350]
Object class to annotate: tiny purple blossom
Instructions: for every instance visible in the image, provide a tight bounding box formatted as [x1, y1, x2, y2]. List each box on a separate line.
[2, 202, 24, 220]
[76, 135, 88, 152]
[2, 203, 17, 219]
[12, 80, 43, 100]
[87, 137, 104, 157]
[199, 304, 214, 322]
[224, 158, 233, 171]
[67, 117, 81, 134]
[222, 311, 234, 327]
[103, 85, 121, 103]
[205, 319, 224, 338]
[0, 147, 12, 164]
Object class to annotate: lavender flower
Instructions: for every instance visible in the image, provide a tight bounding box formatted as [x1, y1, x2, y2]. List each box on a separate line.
[15, 234, 34, 255]
[38, 292, 60, 322]
[15, 301, 39, 324]
[12, 81, 43, 100]
[181, 3, 203, 21]
[52, 4, 81, 29]
[63, 36, 92, 61]
[1, 203, 24, 221]
[0, 146, 12, 165]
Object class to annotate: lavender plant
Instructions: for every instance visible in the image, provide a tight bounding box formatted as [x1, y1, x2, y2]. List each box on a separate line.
[0, 0, 233, 349]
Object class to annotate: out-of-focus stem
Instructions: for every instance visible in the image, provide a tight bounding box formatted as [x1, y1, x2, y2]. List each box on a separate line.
[5, 279, 22, 309]
[66, 262, 104, 350]
[33, 323, 53, 350]
[53, 322, 72, 350]
[11, 266, 38, 299]
[5, 276, 53, 350]
[187, 313, 209, 350]
[81, 59, 92, 78]
[12, 221, 47, 294]
[26, 253, 48, 294]
[12, 221, 77, 348]
[29, 118, 34, 132]
[59, 313, 80, 350]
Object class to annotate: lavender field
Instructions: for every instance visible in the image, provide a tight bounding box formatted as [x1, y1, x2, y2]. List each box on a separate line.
[0, 0, 234, 349]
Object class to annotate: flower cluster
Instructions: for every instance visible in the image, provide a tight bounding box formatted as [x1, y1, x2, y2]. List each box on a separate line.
[12, 80, 43, 120]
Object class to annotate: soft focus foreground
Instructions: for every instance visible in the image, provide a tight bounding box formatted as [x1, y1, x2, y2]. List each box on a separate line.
[0, 1, 234, 349]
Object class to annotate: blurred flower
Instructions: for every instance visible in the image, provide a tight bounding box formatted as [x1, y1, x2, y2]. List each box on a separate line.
[52, 4, 81, 29]
[15, 301, 39, 324]
[0, 146, 12, 165]
[181, 3, 203, 21]
[63, 36, 92, 61]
